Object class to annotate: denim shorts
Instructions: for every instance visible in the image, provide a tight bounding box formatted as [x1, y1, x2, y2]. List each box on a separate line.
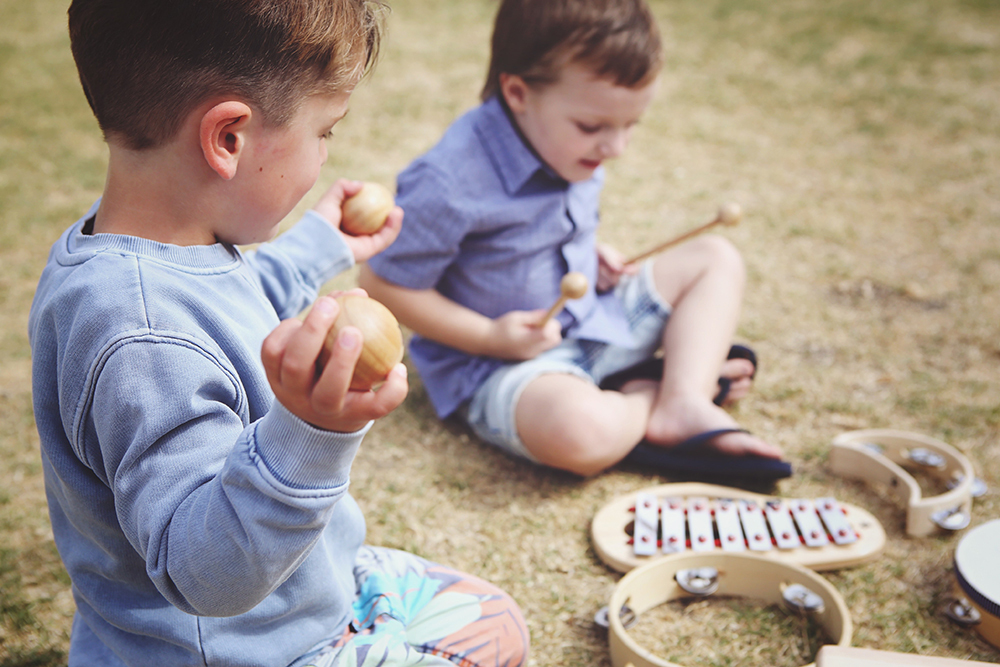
[463, 261, 671, 461]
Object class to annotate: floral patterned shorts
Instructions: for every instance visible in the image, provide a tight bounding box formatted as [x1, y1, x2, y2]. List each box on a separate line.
[295, 546, 529, 667]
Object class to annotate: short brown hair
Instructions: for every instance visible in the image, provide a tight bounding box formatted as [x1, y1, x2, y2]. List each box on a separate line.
[481, 0, 662, 102]
[69, 0, 386, 150]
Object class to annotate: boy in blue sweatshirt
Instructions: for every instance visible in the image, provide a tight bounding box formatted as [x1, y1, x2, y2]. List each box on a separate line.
[28, 1, 528, 665]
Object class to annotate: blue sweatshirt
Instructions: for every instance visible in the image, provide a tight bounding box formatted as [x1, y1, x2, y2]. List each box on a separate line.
[29, 202, 371, 667]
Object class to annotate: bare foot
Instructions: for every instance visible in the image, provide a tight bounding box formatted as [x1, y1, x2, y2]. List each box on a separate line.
[646, 391, 784, 459]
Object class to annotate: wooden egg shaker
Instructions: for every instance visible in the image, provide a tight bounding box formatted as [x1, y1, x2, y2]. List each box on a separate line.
[341, 182, 395, 236]
[317, 295, 403, 391]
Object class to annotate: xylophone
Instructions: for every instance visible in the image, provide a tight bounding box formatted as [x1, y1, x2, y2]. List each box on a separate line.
[591, 482, 886, 574]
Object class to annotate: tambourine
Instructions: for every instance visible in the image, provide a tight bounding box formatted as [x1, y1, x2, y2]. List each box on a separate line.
[591, 483, 886, 574]
[945, 519, 1000, 651]
[816, 645, 995, 665]
[828, 430, 985, 537]
[605, 551, 852, 667]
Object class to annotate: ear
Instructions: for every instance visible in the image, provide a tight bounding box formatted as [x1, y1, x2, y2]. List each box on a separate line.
[199, 101, 253, 181]
[499, 73, 530, 114]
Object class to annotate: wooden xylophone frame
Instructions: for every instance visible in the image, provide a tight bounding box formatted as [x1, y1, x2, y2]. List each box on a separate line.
[591, 482, 886, 574]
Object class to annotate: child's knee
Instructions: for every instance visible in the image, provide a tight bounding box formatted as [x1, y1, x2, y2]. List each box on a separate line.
[695, 234, 746, 275]
[538, 402, 629, 475]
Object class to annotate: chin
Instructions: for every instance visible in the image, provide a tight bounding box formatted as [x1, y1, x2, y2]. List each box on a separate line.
[564, 169, 597, 183]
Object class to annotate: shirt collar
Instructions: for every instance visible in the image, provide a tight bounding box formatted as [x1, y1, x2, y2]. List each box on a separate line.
[475, 95, 564, 194]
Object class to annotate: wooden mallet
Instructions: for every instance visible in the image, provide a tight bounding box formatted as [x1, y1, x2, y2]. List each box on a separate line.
[626, 202, 743, 265]
[537, 271, 588, 327]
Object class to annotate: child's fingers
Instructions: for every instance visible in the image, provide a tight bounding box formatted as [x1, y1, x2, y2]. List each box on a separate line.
[338, 178, 365, 199]
[261, 318, 303, 387]
[330, 287, 368, 299]
[312, 178, 363, 226]
[280, 296, 340, 389]
[333, 364, 409, 427]
[374, 206, 403, 241]
[311, 325, 364, 409]
[365, 364, 409, 416]
[368, 206, 403, 250]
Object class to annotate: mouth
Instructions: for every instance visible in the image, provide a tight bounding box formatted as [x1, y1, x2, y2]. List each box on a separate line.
[580, 159, 602, 170]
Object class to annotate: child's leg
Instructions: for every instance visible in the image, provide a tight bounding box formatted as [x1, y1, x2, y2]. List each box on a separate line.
[644, 235, 782, 458]
[516, 372, 655, 476]
[304, 547, 529, 667]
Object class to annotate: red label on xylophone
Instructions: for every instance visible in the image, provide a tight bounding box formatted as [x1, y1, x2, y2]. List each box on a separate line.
[633, 492, 659, 556]
[790, 499, 831, 547]
[715, 499, 747, 552]
[661, 496, 686, 554]
[738, 500, 773, 551]
[764, 499, 802, 550]
[688, 496, 715, 552]
[816, 497, 858, 545]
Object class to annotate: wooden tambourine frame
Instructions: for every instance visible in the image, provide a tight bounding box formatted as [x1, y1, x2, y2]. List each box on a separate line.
[828, 430, 977, 537]
[608, 552, 852, 667]
[816, 646, 996, 666]
[592, 482, 886, 574]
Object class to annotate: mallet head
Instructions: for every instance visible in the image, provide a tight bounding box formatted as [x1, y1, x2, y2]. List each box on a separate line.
[718, 202, 743, 227]
[560, 272, 589, 299]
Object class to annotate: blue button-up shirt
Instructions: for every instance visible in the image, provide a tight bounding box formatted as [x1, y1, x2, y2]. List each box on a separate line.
[368, 95, 634, 417]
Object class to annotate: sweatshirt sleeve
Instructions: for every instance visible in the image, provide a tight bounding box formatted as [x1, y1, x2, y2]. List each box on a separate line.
[87, 334, 366, 616]
[244, 210, 355, 320]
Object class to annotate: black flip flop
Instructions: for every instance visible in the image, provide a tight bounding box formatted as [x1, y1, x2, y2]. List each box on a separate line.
[598, 344, 758, 406]
[622, 428, 793, 482]
[713, 344, 757, 406]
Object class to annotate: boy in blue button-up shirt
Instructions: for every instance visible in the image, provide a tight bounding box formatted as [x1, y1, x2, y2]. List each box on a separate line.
[363, 0, 788, 478]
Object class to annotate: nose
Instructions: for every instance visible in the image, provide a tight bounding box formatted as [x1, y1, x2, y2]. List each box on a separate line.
[598, 129, 629, 158]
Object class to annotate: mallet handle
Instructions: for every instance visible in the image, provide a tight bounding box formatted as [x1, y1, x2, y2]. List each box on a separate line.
[537, 297, 570, 328]
[537, 272, 589, 327]
[626, 204, 742, 265]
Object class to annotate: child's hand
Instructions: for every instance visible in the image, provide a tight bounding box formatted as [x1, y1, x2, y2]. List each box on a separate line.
[262, 294, 408, 433]
[596, 242, 638, 292]
[312, 179, 404, 264]
[486, 310, 562, 360]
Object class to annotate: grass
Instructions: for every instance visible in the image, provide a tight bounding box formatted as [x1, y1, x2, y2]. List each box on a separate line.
[2, 0, 1000, 665]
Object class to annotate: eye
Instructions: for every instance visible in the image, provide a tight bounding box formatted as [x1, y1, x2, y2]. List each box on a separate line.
[576, 122, 601, 134]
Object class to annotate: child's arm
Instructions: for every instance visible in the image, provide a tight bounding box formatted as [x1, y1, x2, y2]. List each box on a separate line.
[85, 303, 405, 617]
[244, 179, 403, 321]
[359, 265, 562, 361]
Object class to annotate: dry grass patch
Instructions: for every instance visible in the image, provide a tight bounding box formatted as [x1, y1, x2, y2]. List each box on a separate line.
[2, 0, 999, 665]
